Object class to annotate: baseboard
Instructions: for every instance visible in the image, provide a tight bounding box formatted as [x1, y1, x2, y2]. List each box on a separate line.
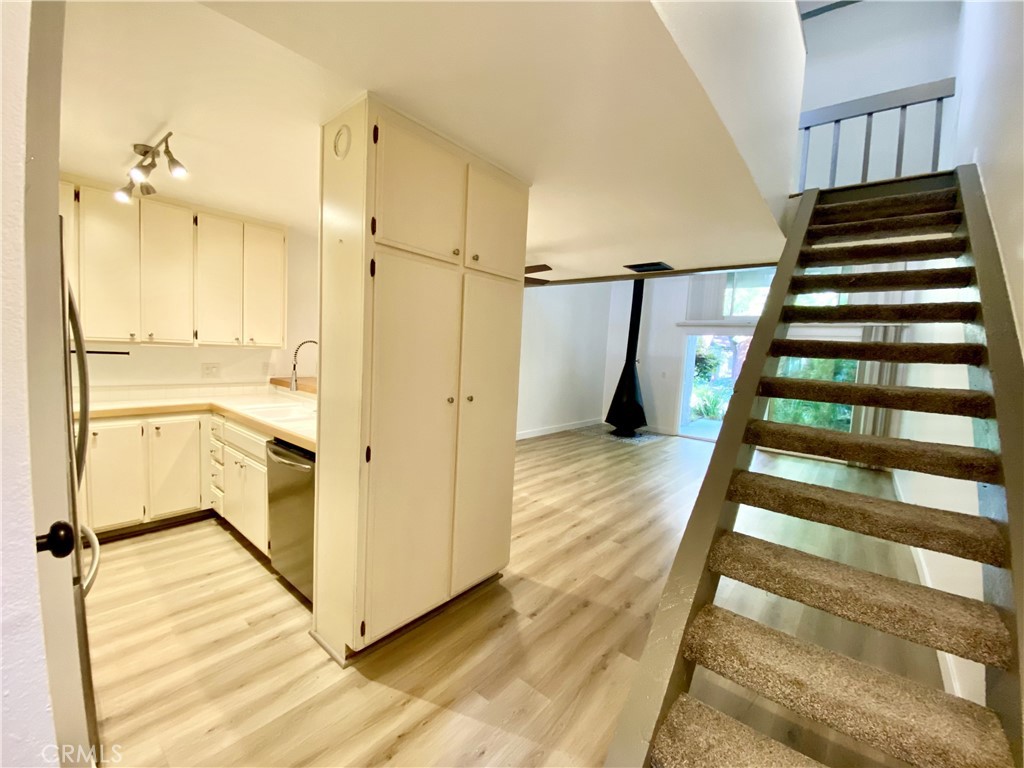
[516, 418, 602, 440]
[892, 470, 962, 700]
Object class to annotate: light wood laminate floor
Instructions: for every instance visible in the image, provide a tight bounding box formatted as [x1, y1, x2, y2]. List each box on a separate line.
[86, 429, 941, 767]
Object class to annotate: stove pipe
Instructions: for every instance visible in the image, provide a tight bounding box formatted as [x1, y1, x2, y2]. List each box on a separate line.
[605, 280, 647, 437]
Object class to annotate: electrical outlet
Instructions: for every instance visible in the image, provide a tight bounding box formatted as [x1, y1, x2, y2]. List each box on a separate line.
[201, 363, 221, 379]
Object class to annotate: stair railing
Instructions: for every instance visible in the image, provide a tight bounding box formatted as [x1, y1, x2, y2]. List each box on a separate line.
[603, 188, 820, 767]
[957, 163, 1023, 764]
[798, 77, 955, 192]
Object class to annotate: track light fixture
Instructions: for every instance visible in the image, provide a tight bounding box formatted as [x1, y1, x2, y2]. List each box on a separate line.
[115, 131, 189, 203]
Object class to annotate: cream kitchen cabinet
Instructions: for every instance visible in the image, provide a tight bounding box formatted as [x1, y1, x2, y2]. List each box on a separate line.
[85, 420, 146, 530]
[373, 112, 466, 264]
[78, 186, 141, 342]
[221, 421, 270, 555]
[464, 164, 530, 281]
[196, 213, 244, 345]
[316, 95, 529, 658]
[148, 417, 201, 517]
[141, 199, 194, 344]
[242, 223, 286, 347]
[84, 416, 202, 531]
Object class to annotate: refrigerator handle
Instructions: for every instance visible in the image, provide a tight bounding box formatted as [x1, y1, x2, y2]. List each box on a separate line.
[81, 525, 100, 597]
[68, 286, 89, 489]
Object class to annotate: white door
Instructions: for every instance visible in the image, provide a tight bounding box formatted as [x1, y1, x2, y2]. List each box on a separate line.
[242, 223, 285, 346]
[365, 251, 462, 640]
[223, 446, 246, 532]
[78, 186, 140, 342]
[451, 274, 524, 594]
[140, 199, 194, 343]
[196, 213, 243, 345]
[241, 459, 269, 556]
[85, 421, 146, 530]
[464, 165, 529, 281]
[58, 181, 80, 300]
[374, 115, 466, 264]
[148, 417, 201, 517]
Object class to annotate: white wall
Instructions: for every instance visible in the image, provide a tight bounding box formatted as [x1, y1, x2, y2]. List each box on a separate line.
[2, 2, 62, 762]
[800, 1, 962, 190]
[654, 1, 805, 222]
[516, 283, 612, 439]
[637, 277, 693, 435]
[954, 0, 1024, 341]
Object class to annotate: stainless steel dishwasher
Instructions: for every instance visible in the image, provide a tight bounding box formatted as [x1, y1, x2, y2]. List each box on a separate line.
[267, 439, 315, 601]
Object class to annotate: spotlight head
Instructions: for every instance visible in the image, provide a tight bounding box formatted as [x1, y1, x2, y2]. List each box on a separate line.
[165, 143, 188, 178]
[140, 182, 157, 196]
[129, 161, 154, 183]
[114, 180, 135, 203]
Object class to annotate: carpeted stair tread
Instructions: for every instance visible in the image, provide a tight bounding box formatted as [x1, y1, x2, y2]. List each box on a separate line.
[651, 693, 824, 768]
[682, 606, 1014, 768]
[800, 236, 968, 267]
[789, 267, 975, 295]
[758, 376, 995, 418]
[812, 189, 959, 225]
[768, 338, 987, 366]
[806, 210, 962, 244]
[781, 301, 980, 325]
[708, 532, 1013, 667]
[727, 471, 1009, 567]
[743, 419, 1003, 483]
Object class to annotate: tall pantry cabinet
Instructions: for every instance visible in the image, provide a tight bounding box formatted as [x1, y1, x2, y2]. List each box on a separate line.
[315, 95, 529, 657]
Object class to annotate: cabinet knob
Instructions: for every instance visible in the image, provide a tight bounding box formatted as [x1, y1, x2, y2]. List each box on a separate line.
[472, 254, 480, 261]
[452, 248, 460, 256]
[248, 337, 255, 343]
[129, 332, 136, 339]
[234, 337, 240, 343]
[447, 397, 454, 404]
[148, 332, 154, 339]
[466, 395, 474, 402]
[91, 431, 98, 437]
[154, 426, 161, 432]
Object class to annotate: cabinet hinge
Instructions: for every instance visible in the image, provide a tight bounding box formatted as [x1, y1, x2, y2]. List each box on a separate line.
[370, 258, 376, 278]
[194, 329, 198, 340]
[73, 189, 80, 203]
[360, 620, 366, 637]
[370, 216, 377, 236]
[193, 215, 198, 226]
[372, 124, 378, 144]
[365, 446, 371, 463]
[141, 425, 144, 436]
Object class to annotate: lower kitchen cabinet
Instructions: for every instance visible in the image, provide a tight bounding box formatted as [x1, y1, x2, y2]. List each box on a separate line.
[86, 420, 147, 530]
[84, 416, 201, 531]
[148, 417, 201, 517]
[221, 435, 270, 556]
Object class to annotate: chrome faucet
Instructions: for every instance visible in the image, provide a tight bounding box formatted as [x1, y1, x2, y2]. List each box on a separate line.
[290, 339, 318, 391]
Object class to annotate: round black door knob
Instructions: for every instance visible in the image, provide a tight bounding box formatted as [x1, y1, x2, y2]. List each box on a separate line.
[36, 521, 76, 558]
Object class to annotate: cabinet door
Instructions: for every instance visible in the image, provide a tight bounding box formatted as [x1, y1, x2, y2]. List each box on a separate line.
[464, 165, 529, 281]
[242, 223, 285, 347]
[374, 115, 466, 264]
[365, 251, 462, 640]
[241, 459, 269, 556]
[79, 186, 140, 342]
[141, 199, 195, 343]
[223, 446, 246, 531]
[451, 274, 524, 594]
[85, 421, 145, 530]
[148, 417, 201, 517]
[59, 182, 80, 301]
[196, 213, 243, 345]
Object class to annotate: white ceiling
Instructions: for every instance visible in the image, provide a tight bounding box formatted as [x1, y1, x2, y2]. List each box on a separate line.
[62, 1, 787, 282]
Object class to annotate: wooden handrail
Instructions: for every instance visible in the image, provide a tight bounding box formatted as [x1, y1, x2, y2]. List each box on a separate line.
[956, 163, 1023, 765]
[603, 188, 820, 767]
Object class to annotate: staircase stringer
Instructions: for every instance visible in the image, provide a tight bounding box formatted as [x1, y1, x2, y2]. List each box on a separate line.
[957, 164, 1024, 764]
[603, 188, 820, 768]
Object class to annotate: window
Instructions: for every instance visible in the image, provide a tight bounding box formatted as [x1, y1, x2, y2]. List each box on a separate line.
[723, 267, 774, 318]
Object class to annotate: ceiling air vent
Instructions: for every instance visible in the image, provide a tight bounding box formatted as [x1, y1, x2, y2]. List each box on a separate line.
[624, 262, 673, 273]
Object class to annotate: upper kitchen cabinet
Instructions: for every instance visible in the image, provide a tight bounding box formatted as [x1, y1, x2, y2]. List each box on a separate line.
[79, 186, 141, 342]
[465, 164, 530, 281]
[196, 213, 243, 345]
[58, 181, 80, 299]
[141, 199, 194, 344]
[374, 114, 466, 264]
[242, 223, 286, 347]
